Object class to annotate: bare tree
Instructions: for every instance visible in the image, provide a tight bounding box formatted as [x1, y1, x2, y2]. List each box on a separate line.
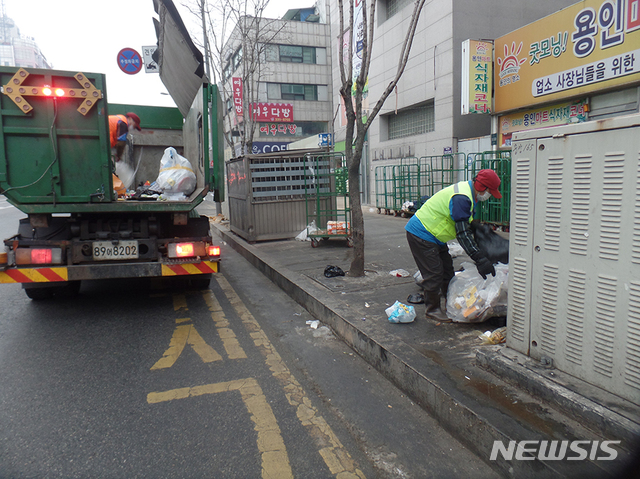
[183, 0, 284, 155]
[337, 0, 426, 277]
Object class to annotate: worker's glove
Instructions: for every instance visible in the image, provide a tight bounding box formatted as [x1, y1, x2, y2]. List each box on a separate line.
[475, 257, 496, 280]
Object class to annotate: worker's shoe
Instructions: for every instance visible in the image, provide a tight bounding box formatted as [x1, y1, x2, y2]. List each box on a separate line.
[424, 292, 451, 322]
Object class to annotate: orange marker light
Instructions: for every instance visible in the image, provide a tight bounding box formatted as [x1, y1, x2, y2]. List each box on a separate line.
[208, 245, 221, 257]
[175, 243, 194, 257]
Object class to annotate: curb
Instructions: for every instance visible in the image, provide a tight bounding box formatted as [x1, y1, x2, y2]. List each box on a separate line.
[476, 348, 640, 445]
[212, 222, 618, 478]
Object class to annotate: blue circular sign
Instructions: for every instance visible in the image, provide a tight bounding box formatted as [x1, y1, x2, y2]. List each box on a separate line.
[117, 48, 143, 75]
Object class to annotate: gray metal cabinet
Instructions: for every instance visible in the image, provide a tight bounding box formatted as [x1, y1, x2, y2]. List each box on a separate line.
[509, 114, 640, 405]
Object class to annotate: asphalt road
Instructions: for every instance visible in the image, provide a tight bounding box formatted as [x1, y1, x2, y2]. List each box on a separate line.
[0, 199, 500, 478]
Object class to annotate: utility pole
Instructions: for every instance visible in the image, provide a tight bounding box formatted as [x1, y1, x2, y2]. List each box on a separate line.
[200, 0, 222, 215]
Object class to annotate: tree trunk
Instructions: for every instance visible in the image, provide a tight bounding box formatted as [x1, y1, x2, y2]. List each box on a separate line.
[347, 157, 365, 277]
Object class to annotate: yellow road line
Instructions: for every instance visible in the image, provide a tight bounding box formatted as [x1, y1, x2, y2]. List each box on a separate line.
[173, 293, 189, 312]
[203, 290, 247, 360]
[151, 323, 222, 370]
[214, 275, 365, 479]
[148, 378, 293, 479]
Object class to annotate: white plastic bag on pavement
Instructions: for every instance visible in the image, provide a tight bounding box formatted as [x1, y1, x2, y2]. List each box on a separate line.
[446, 262, 508, 323]
[295, 221, 317, 241]
[385, 301, 416, 323]
[155, 147, 197, 195]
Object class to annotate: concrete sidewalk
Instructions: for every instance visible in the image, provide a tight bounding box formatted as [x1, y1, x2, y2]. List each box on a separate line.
[201, 201, 640, 478]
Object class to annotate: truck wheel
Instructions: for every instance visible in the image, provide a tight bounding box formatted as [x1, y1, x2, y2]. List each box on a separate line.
[23, 281, 81, 300]
[24, 287, 55, 300]
[188, 274, 212, 290]
[57, 281, 81, 298]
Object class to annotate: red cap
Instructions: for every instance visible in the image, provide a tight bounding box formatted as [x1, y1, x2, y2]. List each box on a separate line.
[126, 112, 142, 131]
[474, 169, 502, 199]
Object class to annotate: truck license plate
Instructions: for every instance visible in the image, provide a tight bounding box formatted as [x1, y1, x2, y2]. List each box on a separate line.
[92, 241, 139, 261]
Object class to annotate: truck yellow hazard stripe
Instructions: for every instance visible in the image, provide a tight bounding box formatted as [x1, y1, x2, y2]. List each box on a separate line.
[0, 267, 68, 284]
[161, 260, 218, 276]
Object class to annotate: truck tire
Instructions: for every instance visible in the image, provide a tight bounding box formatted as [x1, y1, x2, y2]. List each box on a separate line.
[23, 281, 81, 300]
[188, 274, 212, 290]
[24, 287, 55, 300]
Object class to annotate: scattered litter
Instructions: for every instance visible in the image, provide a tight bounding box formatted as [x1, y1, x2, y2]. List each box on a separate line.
[293, 312, 302, 316]
[447, 240, 465, 257]
[295, 221, 317, 241]
[401, 201, 415, 214]
[478, 326, 507, 344]
[324, 265, 346, 278]
[389, 269, 410, 277]
[369, 207, 376, 213]
[364, 302, 370, 308]
[465, 376, 470, 380]
[406, 292, 424, 304]
[385, 301, 416, 323]
[306, 320, 320, 329]
[361, 318, 366, 321]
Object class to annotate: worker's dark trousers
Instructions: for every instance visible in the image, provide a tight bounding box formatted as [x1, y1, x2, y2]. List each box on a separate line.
[406, 231, 454, 297]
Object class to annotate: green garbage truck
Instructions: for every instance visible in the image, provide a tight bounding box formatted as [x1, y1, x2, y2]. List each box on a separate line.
[0, 2, 225, 299]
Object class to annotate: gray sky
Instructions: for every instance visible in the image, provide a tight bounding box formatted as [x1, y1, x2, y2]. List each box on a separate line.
[3, 0, 291, 108]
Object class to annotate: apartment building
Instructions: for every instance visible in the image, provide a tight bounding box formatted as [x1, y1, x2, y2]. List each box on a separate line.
[220, 2, 333, 158]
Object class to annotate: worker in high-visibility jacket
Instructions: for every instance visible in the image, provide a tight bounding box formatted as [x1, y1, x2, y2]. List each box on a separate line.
[108, 112, 141, 162]
[405, 169, 502, 322]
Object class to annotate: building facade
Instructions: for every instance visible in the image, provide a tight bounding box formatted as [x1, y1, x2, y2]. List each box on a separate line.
[0, 16, 51, 69]
[328, 0, 578, 204]
[220, 2, 334, 158]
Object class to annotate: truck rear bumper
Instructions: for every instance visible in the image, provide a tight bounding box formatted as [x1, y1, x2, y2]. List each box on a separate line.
[0, 260, 219, 283]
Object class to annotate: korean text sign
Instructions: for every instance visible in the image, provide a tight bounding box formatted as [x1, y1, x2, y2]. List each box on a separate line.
[462, 40, 493, 114]
[251, 103, 293, 122]
[232, 77, 243, 117]
[495, 0, 640, 113]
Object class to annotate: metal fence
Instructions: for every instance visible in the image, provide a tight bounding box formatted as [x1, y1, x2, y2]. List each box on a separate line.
[304, 152, 352, 247]
[373, 152, 511, 227]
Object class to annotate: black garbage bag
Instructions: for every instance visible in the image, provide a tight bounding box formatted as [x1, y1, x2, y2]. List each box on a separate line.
[471, 220, 509, 264]
[324, 265, 346, 278]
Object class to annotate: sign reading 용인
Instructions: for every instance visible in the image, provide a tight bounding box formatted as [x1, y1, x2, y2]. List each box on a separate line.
[494, 0, 640, 113]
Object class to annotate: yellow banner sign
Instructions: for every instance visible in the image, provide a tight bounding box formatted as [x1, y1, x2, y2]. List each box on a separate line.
[495, 0, 640, 113]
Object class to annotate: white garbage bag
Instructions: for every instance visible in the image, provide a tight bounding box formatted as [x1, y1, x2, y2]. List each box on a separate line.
[446, 262, 508, 322]
[155, 147, 196, 196]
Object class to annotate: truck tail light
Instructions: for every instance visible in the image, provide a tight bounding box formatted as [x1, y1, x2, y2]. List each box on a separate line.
[175, 243, 194, 257]
[167, 242, 206, 259]
[15, 248, 63, 265]
[208, 246, 220, 257]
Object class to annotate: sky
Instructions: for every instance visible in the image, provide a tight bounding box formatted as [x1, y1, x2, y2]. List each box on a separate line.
[3, 0, 293, 108]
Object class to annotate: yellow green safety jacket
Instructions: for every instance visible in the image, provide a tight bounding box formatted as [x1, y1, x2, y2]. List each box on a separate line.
[414, 180, 474, 243]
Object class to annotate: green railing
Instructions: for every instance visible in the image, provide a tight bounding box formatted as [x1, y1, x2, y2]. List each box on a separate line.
[372, 151, 511, 227]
